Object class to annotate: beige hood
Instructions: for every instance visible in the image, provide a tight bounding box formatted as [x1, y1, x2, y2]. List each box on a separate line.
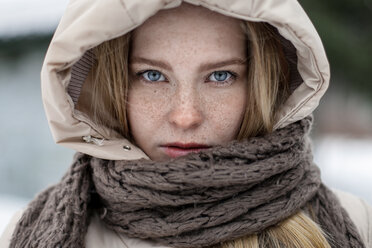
[41, 0, 330, 160]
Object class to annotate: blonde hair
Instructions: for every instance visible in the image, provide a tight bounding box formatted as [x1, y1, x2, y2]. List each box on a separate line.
[237, 22, 289, 138]
[76, 21, 330, 248]
[212, 211, 331, 248]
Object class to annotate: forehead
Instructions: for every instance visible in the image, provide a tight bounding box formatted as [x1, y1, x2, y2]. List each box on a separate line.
[131, 3, 246, 58]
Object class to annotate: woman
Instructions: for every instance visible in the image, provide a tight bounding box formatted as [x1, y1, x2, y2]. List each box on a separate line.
[1, 0, 371, 248]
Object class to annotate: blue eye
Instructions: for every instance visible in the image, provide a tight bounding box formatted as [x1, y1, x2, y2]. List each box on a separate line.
[142, 70, 166, 82]
[208, 71, 233, 82]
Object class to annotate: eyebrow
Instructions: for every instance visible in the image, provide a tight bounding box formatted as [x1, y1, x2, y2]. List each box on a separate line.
[130, 57, 247, 72]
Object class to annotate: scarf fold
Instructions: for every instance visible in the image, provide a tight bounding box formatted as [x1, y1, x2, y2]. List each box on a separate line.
[9, 116, 365, 248]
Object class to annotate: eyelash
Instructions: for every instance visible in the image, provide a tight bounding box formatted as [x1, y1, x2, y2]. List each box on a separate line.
[135, 70, 238, 86]
[136, 70, 168, 83]
[208, 71, 237, 86]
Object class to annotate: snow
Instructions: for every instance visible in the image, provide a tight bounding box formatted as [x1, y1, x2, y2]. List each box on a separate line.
[314, 137, 372, 204]
[0, 0, 69, 37]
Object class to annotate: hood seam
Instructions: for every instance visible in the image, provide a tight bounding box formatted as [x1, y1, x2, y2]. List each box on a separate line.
[118, 0, 136, 25]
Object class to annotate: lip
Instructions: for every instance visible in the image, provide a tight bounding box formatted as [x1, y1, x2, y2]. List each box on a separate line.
[160, 142, 212, 158]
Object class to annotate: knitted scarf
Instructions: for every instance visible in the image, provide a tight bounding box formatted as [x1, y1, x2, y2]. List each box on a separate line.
[9, 116, 365, 248]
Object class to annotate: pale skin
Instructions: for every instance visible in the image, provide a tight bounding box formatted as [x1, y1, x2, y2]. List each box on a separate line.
[127, 3, 248, 161]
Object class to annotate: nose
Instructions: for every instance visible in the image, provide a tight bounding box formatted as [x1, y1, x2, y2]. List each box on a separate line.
[168, 87, 203, 130]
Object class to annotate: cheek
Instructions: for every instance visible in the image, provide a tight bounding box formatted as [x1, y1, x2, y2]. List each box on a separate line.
[204, 86, 247, 139]
[127, 87, 168, 141]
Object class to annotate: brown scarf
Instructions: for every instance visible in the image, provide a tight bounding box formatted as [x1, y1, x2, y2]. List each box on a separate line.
[9, 116, 365, 248]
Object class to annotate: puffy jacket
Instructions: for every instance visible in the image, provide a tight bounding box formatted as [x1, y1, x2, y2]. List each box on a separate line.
[1, 0, 371, 247]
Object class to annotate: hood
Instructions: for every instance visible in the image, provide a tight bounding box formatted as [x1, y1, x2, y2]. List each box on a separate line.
[41, 0, 330, 160]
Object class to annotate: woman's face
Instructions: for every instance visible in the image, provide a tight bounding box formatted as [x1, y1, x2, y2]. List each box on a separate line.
[128, 3, 247, 161]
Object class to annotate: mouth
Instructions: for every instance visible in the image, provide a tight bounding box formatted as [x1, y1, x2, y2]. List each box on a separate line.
[160, 142, 212, 158]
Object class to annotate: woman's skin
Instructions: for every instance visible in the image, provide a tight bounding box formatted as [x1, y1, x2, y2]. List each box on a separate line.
[128, 3, 248, 161]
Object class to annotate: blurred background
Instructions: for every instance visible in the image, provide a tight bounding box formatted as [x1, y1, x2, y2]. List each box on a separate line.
[0, 0, 371, 234]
